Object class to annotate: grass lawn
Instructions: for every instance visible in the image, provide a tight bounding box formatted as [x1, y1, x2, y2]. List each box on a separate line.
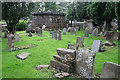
[1, 30, 119, 78]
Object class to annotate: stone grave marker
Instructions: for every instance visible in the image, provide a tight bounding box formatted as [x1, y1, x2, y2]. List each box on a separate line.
[84, 29, 89, 37]
[36, 27, 42, 36]
[75, 49, 96, 78]
[16, 52, 30, 60]
[7, 34, 14, 49]
[55, 30, 61, 40]
[87, 22, 93, 34]
[51, 31, 55, 39]
[101, 62, 120, 78]
[63, 28, 66, 35]
[91, 40, 101, 53]
[76, 36, 84, 47]
[70, 27, 76, 35]
[92, 28, 98, 37]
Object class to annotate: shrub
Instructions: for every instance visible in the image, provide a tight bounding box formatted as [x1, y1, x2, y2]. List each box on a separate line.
[15, 21, 27, 31]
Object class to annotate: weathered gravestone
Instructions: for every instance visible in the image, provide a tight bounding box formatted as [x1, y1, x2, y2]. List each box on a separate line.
[84, 29, 89, 37]
[104, 31, 114, 46]
[75, 49, 96, 78]
[63, 28, 66, 35]
[51, 31, 55, 39]
[7, 34, 14, 49]
[0, 27, 2, 37]
[55, 30, 61, 40]
[35, 27, 43, 36]
[70, 27, 76, 35]
[87, 22, 93, 34]
[91, 40, 101, 52]
[92, 28, 98, 37]
[16, 52, 30, 60]
[101, 62, 120, 79]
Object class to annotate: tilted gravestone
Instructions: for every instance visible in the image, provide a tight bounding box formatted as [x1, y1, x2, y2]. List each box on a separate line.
[84, 29, 89, 37]
[91, 40, 101, 52]
[0, 26, 2, 37]
[16, 52, 30, 60]
[101, 62, 120, 78]
[87, 22, 93, 34]
[55, 30, 61, 40]
[104, 31, 114, 46]
[70, 27, 76, 35]
[35, 27, 40, 34]
[7, 34, 14, 49]
[63, 28, 66, 35]
[75, 49, 96, 78]
[51, 31, 55, 39]
[92, 28, 98, 37]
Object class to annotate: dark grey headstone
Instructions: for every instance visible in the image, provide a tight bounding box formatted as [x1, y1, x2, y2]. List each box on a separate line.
[70, 27, 76, 35]
[91, 40, 101, 52]
[84, 29, 89, 37]
[92, 28, 98, 37]
[76, 36, 84, 47]
[16, 52, 30, 60]
[75, 49, 96, 78]
[87, 22, 93, 34]
[101, 62, 120, 78]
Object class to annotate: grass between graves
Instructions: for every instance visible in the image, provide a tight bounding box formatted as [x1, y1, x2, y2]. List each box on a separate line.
[1, 30, 118, 78]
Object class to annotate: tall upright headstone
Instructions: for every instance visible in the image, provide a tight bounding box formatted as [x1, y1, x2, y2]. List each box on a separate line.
[76, 36, 84, 47]
[84, 29, 89, 37]
[63, 28, 66, 35]
[101, 62, 120, 78]
[55, 30, 61, 40]
[92, 28, 98, 37]
[75, 49, 96, 78]
[70, 27, 76, 35]
[91, 40, 101, 52]
[87, 20, 93, 34]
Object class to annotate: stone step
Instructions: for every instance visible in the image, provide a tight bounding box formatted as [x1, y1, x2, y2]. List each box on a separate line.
[50, 59, 71, 72]
[53, 55, 73, 65]
[56, 48, 76, 58]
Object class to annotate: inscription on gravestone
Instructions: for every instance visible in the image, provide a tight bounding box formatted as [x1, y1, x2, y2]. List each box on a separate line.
[91, 40, 101, 52]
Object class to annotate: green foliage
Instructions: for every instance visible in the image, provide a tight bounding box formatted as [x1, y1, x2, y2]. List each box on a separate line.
[15, 21, 27, 31]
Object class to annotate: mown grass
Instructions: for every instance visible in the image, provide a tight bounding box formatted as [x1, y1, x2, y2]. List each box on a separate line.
[1, 30, 118, 78]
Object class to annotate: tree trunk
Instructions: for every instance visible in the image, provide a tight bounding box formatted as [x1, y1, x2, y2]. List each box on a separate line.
[71, 20, 72, 27]
[104, 20, 111, 36]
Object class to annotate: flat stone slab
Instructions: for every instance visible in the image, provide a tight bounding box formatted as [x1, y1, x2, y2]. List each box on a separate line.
[16, 52, 30, 60]
[57, 48, 76, 58]
[50, 59, 70, 72]
[54, 72, 70, 78]
[101, 62, 120, 78]
[35, 65, 50, 70]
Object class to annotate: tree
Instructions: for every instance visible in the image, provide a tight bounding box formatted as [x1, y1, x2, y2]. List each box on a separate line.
[2, 2, 35, 34]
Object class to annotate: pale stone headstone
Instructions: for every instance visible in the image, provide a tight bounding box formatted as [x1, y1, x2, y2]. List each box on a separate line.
[51, 31, 55, 39]
[101, 62, 120, 78]
[7, 34, 14, 49]
[87, 22, 93, 34]
[16, 52, 30, 60]
[63, 28, 66, 35]
[92, 28, 98, 37]
[75, 49, 96, 78]
[91, 40, 101, 52]
[70, 27, 76, 35]
[76, 36, 84, 47]
[84, 29, 89, 37]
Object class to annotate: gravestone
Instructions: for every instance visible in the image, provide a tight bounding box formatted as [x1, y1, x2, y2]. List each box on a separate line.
[7, 34, 14, 49]
[16, 52, 30, 60]
[104, 31, 114, 46]
[75, 49, 96, 78]
[0, 26, 2, 37]
[51, 31, 55, 39]
[101, 62, 120, 78]
[84, 29, 89, 37]
[55, 30, 61, 40]
[70, 27, 76, 35]
[14, 33, 20, 41]
[36, 27, 43, 36]
[92, 28, 98, 37]
[35, 27, 40, 34]
[91, 40, 101, 52]
[87, 22, 93, 34]
[63, 28, 66, 35]
[76, 36, 84, 47]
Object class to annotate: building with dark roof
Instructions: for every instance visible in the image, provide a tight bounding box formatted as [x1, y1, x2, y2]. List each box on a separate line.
[31, 11, 66, 30]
